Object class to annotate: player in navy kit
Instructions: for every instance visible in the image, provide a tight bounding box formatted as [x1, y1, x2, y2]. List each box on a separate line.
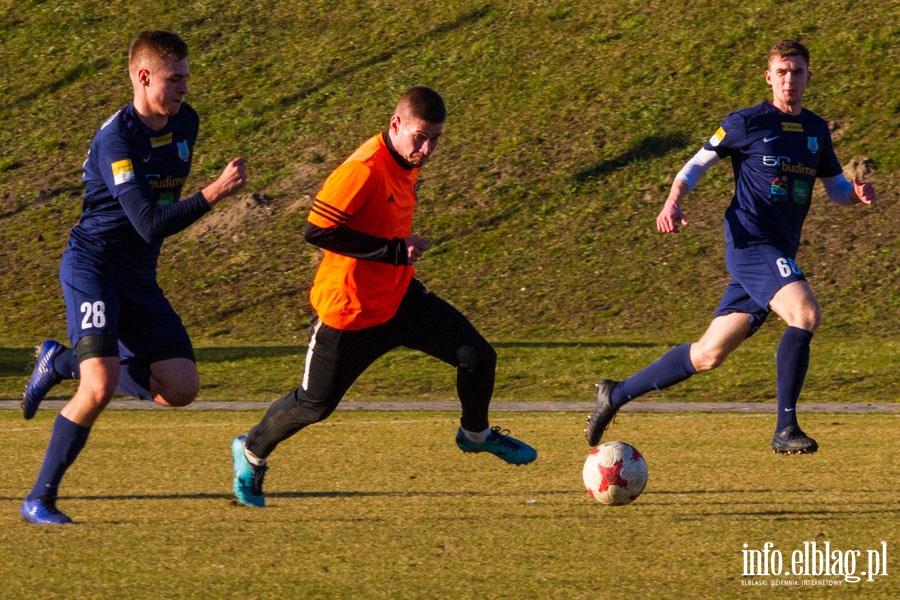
[584, 40, 876, 454]
[20, 30, 247, 524]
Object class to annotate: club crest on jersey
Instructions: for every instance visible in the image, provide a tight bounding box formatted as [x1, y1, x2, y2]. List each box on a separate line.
[111, 159, 135, 185]
[807, 136, 819, 153]
[177, 140, 190, 161]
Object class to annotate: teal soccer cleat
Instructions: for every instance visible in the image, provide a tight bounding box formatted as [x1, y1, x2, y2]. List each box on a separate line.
[232, 435, 267, 507]
[455, 426, 537, 465]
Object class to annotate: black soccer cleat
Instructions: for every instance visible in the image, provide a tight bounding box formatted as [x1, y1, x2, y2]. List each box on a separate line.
[771, 425, 818, 455]
[584, 379, 619, 447]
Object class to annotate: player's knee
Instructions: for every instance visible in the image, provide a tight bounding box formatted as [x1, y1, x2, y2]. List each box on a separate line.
[160, 390, 197, 407]
[74, 379, 116, 411]
[457, 343, 497, 373]
[153, 377, 199, 407]
[159, 382, 199, 407]
[798, 307, 822, 332]
[691, 346, 729, 372]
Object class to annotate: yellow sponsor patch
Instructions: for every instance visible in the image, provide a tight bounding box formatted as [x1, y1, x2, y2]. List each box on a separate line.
[111, 158, 135, 186]
[151, 133, 173, 148]
[782, 122, 804, 133]
[710, 126, 726, 146]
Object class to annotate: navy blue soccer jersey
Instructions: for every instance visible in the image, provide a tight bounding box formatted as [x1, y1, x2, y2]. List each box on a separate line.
[72, 102, 210, 270]
[704, 100, 842, 253]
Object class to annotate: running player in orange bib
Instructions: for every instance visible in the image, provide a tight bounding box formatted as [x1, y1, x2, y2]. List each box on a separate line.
[231, 87, 536, 507]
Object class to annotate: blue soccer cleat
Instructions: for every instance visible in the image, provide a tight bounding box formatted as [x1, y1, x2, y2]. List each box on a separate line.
[22, 340, 66, 420]
[232, 435, 267, 507]
[456, 426, 537, 465]
[21, 496, 73, 525]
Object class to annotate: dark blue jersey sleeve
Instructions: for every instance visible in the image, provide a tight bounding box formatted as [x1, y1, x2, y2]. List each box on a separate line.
[118, 188, 210, 242]
[78, 103, 207, 245]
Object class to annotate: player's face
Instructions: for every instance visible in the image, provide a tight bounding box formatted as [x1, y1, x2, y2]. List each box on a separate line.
[389, 115, 443, 168]
[144, 56, 190, 118]
[765, 54, 810, 115]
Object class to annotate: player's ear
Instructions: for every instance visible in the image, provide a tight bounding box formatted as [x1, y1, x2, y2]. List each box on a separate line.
[134, 67, 151, 86]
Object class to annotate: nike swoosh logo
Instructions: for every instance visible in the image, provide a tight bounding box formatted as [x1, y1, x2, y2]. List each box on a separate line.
[764, 135, 780, 143]
[784, 408, 795, 412]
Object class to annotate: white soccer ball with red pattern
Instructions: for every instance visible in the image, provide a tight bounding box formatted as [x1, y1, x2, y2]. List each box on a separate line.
[582, 441, 648, 505]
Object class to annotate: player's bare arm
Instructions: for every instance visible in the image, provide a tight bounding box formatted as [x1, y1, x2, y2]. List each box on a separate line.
[656, 179, 690, 233]
[658, 145, 720, 233]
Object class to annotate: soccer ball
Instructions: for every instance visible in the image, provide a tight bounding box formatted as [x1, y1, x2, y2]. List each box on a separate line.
[582, 441, 648, 505]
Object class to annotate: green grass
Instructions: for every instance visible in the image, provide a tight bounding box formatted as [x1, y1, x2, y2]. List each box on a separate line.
[1, 0, 898, 345]
[2, 329, 898, 405]
[0, 3, 897, 596]
[1, 410, 898, 598]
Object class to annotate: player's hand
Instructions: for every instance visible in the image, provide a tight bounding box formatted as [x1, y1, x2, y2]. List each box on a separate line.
[203, 157, 248, 207]
[217, 157, 248, 197]
[405, 236, 430, 264]
[852, 177, 876, 205]
[656, 202, 688, 233]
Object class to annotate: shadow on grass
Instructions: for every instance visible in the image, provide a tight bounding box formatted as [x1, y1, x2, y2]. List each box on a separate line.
[1, 489, 574, 502]
[671, 507, 899, 520]
[0, 341, 675, 377]
[7, 58, 112, 109]
[574, 133, 692, 182]
[0, 339, 672, 376]
[192, 340, 667, 363]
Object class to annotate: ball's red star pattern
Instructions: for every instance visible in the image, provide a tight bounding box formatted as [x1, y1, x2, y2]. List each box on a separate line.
[596, 458, 628, 493]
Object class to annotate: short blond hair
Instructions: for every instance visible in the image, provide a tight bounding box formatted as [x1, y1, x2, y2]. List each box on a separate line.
[768, 39, 809, 66]
[129, 30, 188, 71]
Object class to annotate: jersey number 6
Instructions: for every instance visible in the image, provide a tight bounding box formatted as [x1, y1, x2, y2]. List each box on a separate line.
[776, 257, 802, 278]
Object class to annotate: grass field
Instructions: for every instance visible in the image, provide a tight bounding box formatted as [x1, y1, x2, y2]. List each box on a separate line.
[1, 409, 897, 599]
[2, 0, 898, 344]
[2, 329, 898, 405]
[2, 1, 897, 597]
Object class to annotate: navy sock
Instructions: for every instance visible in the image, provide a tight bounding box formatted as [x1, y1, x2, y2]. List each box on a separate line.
[776, 326, 813, 430]
[28, 414, 91, 501]
[52, 347, 80, 380]
[613, 344, 696, 408]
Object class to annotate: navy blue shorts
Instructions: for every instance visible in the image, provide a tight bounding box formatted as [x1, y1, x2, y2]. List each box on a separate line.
[714, 241, 806, 335]
[60, 246, 193, 363]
